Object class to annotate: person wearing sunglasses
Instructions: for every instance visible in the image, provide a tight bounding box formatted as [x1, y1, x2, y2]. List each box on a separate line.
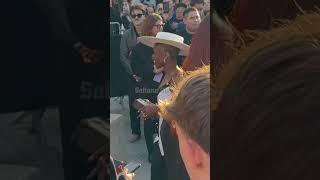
[129, 13, 164, 162]
[120, 4, 147, 143]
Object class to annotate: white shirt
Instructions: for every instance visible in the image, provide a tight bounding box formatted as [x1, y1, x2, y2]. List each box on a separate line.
[156, 86, 171, 156]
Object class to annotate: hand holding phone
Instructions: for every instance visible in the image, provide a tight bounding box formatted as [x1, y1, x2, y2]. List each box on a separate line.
[132, 98, 149, 110]
[163, 1, 169, 13]
[124, 162, 142, 173]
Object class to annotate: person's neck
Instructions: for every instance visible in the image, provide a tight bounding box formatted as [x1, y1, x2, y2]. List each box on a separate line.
[186, 27, 196, 34]
[190, 154, 210, 180]
[191, 173, 210, 180]
[164, 60, 178, 76]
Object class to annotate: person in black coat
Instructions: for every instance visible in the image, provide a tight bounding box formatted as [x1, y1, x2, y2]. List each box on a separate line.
[33, 0, 106, 179]
[129, 13, 164, 160]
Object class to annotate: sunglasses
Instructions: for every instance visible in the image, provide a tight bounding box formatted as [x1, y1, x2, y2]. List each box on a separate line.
[154, 24, 164, 29]
[131, 13, 144, 19]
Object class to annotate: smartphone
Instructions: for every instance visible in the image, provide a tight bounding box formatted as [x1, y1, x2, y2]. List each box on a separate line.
[132, 98, 149, 110]
[163, 1, 169, 13]
[124, 162, 142, 173]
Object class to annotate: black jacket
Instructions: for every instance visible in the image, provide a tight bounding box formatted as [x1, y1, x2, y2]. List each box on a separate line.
[161, 120, 190, 180]
[120, 27, 139, 76]
[176, 29, 193, 45]
[130, 43, 155, 82]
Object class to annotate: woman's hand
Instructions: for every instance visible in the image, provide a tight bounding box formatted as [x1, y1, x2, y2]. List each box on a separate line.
[118, 169, 134, 180]
[138, 102, 159, 120]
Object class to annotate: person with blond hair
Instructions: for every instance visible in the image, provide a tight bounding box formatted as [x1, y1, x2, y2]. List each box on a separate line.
[213, 12, 320, 180]
[159, 65, 210, 180]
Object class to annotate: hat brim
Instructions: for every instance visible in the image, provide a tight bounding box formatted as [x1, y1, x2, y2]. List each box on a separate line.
[138, 36, 190, 56]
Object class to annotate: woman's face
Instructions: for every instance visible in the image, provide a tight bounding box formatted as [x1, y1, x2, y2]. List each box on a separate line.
[122, 1, 130, 15]
[151, 20, 163, 36]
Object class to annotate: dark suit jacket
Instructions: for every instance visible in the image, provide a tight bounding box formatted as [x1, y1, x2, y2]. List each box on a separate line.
[1, 0, 106, 112]
[130, 43, 154, 82]
[161, 120, 190, 180]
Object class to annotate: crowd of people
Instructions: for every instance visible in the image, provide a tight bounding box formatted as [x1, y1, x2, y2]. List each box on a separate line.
[110, 0, 210, 179]
[111, 0, 320, 180]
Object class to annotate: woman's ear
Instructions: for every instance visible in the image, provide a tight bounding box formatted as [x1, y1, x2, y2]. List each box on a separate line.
[164, 52, 170, 63]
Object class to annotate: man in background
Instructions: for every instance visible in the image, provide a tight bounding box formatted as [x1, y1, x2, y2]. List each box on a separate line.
[120, 5, 147, 143]
[190, 0, 205, 19]
[176, 7, 201, 45]
[163, 3, 187, 33]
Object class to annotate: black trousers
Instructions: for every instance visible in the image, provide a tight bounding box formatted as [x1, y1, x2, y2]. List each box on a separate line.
[57, 48, 88, 180]
[128, 77, 157, 156]
[161, 121, 190, 180]
[128, 77, 140, 135]
[151, 143, 168, 180]
[144, 119, 157, 158]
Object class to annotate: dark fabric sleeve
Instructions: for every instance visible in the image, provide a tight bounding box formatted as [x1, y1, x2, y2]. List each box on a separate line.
[130, 45, 154, 81]
[129, 46, 140, 76]
[163, 21, 174, 33]
[161, 120, 190, 180]
[120, 30, 134, 76]
[34, 0, 77, 46]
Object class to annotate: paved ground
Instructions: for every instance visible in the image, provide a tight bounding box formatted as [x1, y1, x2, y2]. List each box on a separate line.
[110, 96, 151, 180]
[0, 109, 64, 180]
[0, 96, 149, 180]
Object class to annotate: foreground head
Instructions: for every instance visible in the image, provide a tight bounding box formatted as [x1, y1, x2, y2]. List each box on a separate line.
[160, 65, 211, 180]
[213, 12, 320, 180]
[229, 0, 320, 31]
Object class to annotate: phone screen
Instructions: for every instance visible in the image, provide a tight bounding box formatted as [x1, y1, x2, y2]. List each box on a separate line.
[124, 162, 141, 173]
[163, 2, 169, 13]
